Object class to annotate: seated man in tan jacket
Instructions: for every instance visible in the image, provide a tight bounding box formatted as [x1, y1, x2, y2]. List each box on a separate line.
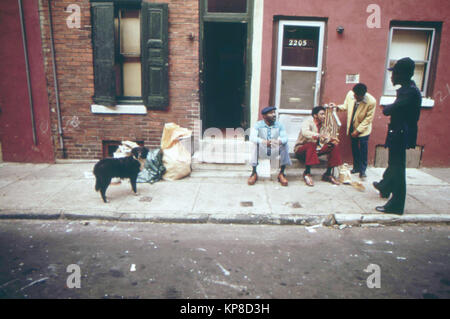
[294, 106, 342, 186]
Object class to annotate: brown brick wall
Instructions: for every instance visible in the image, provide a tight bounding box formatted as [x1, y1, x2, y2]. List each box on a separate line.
[39, 0, 200, 159]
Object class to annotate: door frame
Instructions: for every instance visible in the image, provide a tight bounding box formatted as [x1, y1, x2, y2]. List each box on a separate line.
[199, 0, 253, 131]
[274, 20, 325, 115]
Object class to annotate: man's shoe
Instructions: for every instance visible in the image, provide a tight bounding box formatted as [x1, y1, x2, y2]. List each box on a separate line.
[373, 181, 389, 198]
[322, 174, 340, 185]
[303, 173, 314, 187]
[247, 173, 258, 185]
[375, 205, 403, 215]
[351, 168, 360, 174]
[277, 173, 288, 186]
[359, 172, 367, 178]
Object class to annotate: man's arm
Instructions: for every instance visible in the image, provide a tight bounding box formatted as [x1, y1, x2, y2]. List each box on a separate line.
[300, 118, 319, 141]
[382, 90, 411, 116]
[332, 90, 353, 112]
[278, 123, 289, 145]
[249, 125, 263, 144]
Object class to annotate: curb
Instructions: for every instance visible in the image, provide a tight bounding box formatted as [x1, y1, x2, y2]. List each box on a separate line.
[1, 209, 449, 226]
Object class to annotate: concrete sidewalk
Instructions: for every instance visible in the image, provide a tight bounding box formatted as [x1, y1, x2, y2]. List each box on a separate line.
[0, 161, 449, 226]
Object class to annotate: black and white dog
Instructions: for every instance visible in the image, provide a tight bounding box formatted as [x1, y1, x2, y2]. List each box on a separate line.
[93, 146, 149, 203]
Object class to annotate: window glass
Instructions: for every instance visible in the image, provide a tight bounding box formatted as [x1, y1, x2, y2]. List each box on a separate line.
[115, 9, 142, 98]
[279, 70, 316, 110]
[123, 61, 142, 97]
[385, 28, 434, 95]
[207, 0, 246, 13]
[282, 26, 319, 67]
[120, 10, 141, 55]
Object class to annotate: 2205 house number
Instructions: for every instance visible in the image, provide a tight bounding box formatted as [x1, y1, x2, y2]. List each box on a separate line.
[287, 39, 313, 47]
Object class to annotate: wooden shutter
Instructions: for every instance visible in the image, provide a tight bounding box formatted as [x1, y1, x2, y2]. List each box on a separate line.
[91, 2, 116, 106]
[141, 2, 169, 109]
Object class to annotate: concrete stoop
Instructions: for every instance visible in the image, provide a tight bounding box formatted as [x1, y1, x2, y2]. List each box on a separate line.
[191, 137, 328, 179]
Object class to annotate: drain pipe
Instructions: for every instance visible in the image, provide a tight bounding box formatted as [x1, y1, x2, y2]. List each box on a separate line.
[18, 0, 38, 145]
[47, 0, 66, 158]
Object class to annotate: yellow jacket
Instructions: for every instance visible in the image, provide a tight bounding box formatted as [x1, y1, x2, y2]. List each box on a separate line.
[337, 90, 376, 137]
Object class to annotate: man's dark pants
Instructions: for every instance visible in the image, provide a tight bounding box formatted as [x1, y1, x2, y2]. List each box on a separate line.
[377, 143, 406, 211]
[351, 135, 369, 174]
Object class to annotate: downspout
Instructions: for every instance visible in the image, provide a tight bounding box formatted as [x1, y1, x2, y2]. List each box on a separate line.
[47, 0, 66, 158]
[18, 0, 38, 145]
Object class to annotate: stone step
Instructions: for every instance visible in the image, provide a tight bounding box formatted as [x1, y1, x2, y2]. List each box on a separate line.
[192, 157, 327, 170]
[192, 139, 328, 170]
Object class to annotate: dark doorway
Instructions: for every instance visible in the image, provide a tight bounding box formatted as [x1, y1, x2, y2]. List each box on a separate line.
[202, 22, 247, 129]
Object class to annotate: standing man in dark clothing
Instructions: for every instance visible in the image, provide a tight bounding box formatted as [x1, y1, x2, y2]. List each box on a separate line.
[374, 57, 422, 215]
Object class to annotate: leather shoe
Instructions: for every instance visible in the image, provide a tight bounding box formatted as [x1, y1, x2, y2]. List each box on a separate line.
[375, 205, 403, 215]
[351, 168, 360, 174]
[247, 173, 258, 185]
[322, 174, 340, 185]
[277, 173, 288, 186]
[373, 181, 389, 198]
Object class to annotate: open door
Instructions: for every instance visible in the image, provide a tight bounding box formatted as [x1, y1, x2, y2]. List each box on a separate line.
[202, 22, 247, 130]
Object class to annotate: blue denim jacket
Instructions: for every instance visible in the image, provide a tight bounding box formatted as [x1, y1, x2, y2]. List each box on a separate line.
[249, 120, 288, 145]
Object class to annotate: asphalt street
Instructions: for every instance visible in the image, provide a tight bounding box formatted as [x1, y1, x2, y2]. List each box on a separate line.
[0, 220, 448, 300]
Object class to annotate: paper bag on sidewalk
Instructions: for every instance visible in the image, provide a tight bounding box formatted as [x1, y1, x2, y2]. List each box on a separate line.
[338, 163, 352, 184]
[160, 123, 192, 181]
[338, 163, 365, 192]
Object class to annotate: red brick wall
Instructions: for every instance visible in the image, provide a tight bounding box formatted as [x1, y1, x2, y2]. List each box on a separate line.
[39, 0, 199, 159]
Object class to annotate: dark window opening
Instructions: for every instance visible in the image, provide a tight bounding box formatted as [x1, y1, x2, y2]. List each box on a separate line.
[207, 0, 246, 13]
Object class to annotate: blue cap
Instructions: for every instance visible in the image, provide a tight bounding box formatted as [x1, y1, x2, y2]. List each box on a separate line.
[261, 106, 276, 115]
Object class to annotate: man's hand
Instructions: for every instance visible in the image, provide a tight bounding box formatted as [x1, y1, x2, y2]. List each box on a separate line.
[328, 103, 337, 111]
[271, 139, 280, 148]
[330, 137, 340, 145]
[351, 130, 360, 138]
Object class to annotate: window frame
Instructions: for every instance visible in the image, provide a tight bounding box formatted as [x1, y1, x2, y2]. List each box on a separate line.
[383, 26, 436, 97]
[274, 20, 326, 115]
[90, 0, 169, 113]
[114, 4, 143, 104]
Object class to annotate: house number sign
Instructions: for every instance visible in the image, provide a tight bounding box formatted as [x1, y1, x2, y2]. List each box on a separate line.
[287, 39, 314, 47]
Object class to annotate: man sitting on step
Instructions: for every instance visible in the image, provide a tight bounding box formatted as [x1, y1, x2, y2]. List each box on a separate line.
[248, 106, 292, 186]
[294, 106, 342, 186]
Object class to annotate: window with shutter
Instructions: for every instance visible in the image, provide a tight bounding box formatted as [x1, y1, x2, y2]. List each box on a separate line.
[92, 2, 116, 106]
[141, 2, 169, 109]
[91, 0, 169, 110]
